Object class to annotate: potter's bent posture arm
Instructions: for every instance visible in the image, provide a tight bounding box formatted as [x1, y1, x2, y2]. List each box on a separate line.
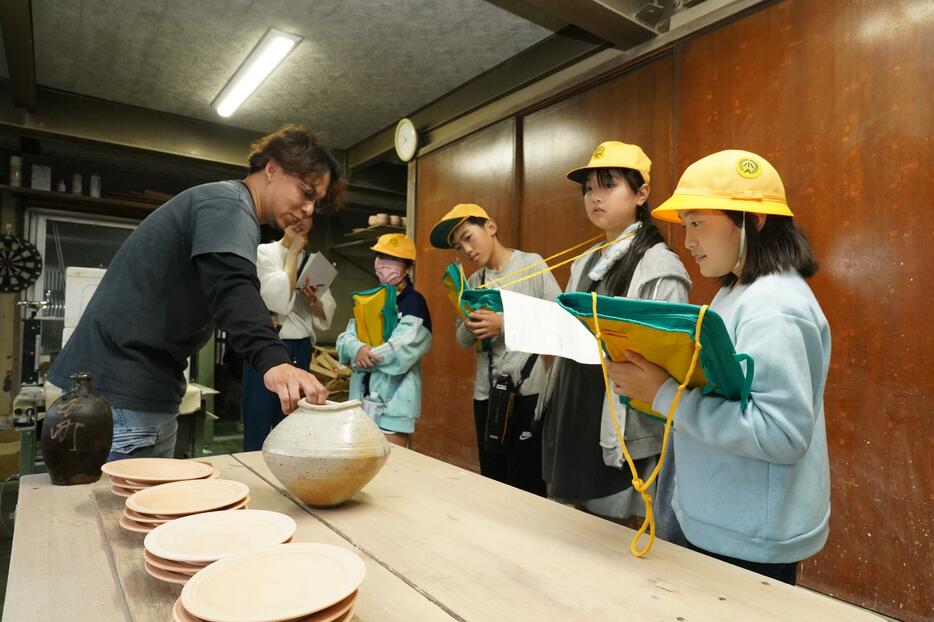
[194, 253, 290, 374]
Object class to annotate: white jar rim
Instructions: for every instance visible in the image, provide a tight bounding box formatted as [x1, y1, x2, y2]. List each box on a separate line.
[296, 399, 363, 412]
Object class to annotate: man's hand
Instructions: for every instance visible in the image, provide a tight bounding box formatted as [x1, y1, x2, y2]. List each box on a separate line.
[354, 344, 382, 369]
[263, 363, 328, 414]
[466, 310, 503, 340]
[605, 351, 671, 404]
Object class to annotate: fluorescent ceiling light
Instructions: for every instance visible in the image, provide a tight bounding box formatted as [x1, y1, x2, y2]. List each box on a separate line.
[214, 28, 302, 118]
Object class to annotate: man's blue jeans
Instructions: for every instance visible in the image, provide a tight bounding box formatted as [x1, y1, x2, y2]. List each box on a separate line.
[108, 407, 178, 461]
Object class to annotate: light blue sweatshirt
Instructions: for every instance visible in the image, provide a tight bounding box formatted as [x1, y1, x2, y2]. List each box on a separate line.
[336, 283, 432, 435]
[652, 271, 831, 563]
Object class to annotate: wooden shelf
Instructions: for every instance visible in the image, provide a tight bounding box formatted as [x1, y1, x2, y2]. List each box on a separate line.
[347, 224, 405, 238]
[0, 185, 164, 219]
[331, 224, 406, 250]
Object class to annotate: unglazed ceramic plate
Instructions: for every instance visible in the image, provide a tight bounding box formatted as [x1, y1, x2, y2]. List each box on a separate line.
[181, 543, 365, 622]
[145, 509, 296, 564]
[173, 593, 356, 622]
[102, 458, 214, 483]
[123, 508, 168, 525]
[123, 467, 220, 487]
[111, 485, 135, 498]
[304, 591, 356, 622]
[173, 598, 199, 622]
[144, 560, 191, 585]
[333, 605, 355, 622]
[109, 475, 149, 490]
[143, 549, 204, 574]
[119, 513, 154, 534]
[148, 495, 249, 520]
[134, 497, 250, 527]
[127, 479, 249, 516]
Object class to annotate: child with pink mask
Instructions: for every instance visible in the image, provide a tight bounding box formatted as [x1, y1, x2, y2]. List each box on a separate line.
[336, 234, 432, 446]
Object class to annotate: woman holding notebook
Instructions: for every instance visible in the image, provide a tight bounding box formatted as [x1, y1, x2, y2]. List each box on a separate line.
[242, 223, 337, 451]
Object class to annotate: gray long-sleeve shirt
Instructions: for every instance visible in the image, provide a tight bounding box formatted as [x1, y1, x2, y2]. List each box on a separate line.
[456, 250, 563, 400]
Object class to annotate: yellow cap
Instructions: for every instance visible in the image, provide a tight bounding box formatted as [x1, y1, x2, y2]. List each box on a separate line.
[566, 141, 652, 185]
[652, 150, 793, 224]
[371, 233, 416, 261]
[429, 203, 491, 249]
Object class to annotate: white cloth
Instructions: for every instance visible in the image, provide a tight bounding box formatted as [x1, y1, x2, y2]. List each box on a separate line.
[586, 221, 642, 283]
[256, 241, 336, 341]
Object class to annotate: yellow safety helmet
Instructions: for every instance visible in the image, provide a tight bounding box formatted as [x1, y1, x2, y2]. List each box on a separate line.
[429, 203, 491, 249]
[567, 141, 652, 185]
[371, 233, 416, 261]
[652, 150, 793, 224]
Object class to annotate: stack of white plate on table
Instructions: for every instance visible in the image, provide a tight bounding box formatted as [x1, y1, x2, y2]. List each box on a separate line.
[173, 543, 365, 622]
[119, 478, 251, 534]
[143, 509, 296, 586]
[102, 458, 220, 498]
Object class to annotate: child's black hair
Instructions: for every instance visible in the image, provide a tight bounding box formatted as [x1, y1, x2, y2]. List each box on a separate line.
[583, 168, 666, 296]
[721, 212, 819, 286]
[463, 216, 489, 227]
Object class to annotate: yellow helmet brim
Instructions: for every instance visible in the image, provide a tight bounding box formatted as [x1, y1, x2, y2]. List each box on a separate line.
[652, 193, 794, 224]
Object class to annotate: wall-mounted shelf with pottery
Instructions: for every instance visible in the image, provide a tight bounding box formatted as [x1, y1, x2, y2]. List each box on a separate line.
[0, 184, 165, 219]
[331, 223, 406, 250]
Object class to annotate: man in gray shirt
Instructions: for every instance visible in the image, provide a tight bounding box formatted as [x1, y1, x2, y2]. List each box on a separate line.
[48, 125, 344, 460]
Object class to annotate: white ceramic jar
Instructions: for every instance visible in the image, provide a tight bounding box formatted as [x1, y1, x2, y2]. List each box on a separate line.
[262, 400, 391, 507]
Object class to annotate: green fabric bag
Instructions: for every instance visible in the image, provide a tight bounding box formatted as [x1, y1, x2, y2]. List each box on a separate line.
[441, 262, 503, 318]
[556, 292, 754, 420]
[441, 262, 503, 352]
[351, 284, 398, 347]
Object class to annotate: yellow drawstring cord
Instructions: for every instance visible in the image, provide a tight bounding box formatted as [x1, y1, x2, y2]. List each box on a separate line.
[456, 261, 468, 316]
[479, 234, 603, 289]
[591, 291, 708, 557]
[457, 233, 625, 311]
[481, 232, 636, 292]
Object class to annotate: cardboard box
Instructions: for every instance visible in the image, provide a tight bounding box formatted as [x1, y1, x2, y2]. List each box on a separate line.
[0, 440, 20, 481]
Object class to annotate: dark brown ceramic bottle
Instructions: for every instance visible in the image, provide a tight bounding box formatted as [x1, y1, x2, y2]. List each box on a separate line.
[40, 372, 113, 485]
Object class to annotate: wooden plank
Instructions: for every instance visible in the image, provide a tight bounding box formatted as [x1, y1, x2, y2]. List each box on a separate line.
[310, 362, 339, 379]
[3, 474, 129, 622]
[204, 455, 455, 622]
[85, 455, 451, 622]
[89, 458, 249, 620]
[235, 449, 885, 622]
[92, 474, 185, 622]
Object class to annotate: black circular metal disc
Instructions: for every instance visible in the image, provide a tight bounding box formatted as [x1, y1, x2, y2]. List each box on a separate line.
[0, 232, 43, 293]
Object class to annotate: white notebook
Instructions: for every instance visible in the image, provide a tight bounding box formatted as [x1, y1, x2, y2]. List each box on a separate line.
[296, 252, 338, 290]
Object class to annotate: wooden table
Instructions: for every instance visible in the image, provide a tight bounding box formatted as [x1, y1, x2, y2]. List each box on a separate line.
[3, 449, 883, 622]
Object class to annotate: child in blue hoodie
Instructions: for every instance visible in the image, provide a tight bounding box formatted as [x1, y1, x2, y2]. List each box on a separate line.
[337, 234, 432, 447]
[607, 150, 830, 585]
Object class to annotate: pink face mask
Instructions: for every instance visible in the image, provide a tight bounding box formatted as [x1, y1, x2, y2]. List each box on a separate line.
[374, 257, 407, 285]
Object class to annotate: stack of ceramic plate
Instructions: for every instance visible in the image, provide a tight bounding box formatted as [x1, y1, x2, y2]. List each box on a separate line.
[143, 510, 297, 586]
[173, 543, 365, 622]
[119, 479, 250, 535]
[102, 458, 220, 498]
